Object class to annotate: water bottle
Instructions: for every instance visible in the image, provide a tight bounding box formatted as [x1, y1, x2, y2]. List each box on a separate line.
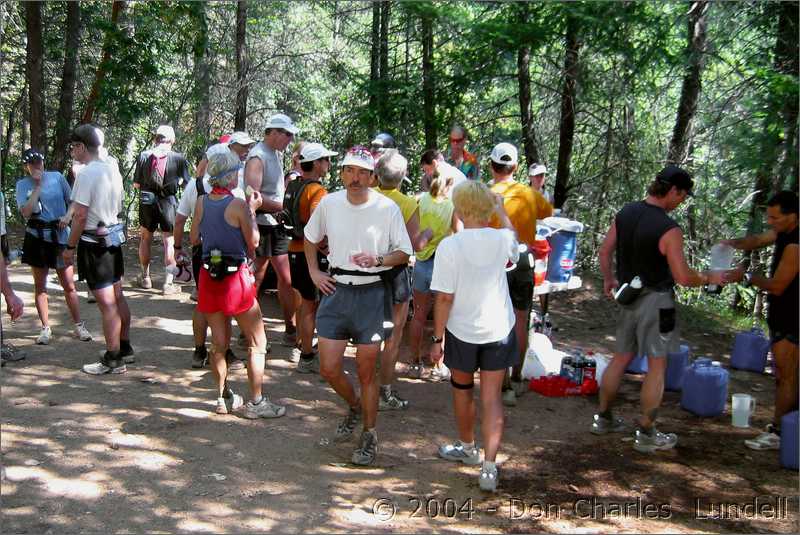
[706, 243, 734, 294]
[543, 313, 553, 337]
[614, 276, 643, 304]
[210, 248, 222, 266]
[95, 221, 109, 247]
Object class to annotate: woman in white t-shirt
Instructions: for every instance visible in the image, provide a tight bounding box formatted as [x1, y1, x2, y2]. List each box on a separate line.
[428, 180, 519, 493]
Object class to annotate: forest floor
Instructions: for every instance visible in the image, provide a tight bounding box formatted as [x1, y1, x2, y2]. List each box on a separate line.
[1, 227, 798, 534]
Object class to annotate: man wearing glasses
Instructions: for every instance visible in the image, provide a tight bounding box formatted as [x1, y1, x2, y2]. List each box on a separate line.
[445, 125, 480, 182]
[245, 113, 300, 347]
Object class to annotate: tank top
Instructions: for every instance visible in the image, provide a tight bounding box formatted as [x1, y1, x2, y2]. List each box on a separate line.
[615, 200, 679, 291]
[200, 195, 247, 260]
[767, 224, 799, 334]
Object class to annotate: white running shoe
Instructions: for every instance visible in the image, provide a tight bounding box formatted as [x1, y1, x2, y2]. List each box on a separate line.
[36, 326, 52, 345]
[74, 322, 93, 341]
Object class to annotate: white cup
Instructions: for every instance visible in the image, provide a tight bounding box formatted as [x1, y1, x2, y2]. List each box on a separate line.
[732, 393, 756, 428]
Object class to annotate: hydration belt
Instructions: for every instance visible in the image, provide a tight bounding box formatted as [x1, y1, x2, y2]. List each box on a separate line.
[26, 219, 60, 244]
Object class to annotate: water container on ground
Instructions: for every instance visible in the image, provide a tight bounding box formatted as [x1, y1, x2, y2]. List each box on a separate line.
[730, 328, 770, 373]
[681, 360, 729, 417]
[626, 354, 648, 374]
[665, 344, 691, 391]
[780, 411, 799, 470]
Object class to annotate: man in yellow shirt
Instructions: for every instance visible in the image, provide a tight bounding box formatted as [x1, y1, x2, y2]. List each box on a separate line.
[488, 143, 553, 406]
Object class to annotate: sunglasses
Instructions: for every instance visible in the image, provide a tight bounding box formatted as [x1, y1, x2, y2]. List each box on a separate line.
[450, 137, 465, 143]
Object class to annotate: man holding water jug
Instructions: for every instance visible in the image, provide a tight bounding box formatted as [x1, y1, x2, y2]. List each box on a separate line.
[594, 165, 725, 453]
[723, 190, 798, 452]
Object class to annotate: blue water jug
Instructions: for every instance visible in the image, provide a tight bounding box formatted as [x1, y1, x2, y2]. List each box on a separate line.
[542, 218, 583, 283]
[730, 328, 770, 373]
[665, 344, 691, 391]
[681, 360, 729, 417]
[780, 411, 798, 470]
[626, 354, 648, 374]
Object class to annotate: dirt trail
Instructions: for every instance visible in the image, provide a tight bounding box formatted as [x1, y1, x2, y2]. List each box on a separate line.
[1, 231, 797, 533]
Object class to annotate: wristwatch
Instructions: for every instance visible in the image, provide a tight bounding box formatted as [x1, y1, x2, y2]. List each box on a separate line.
[376, 255, 384, 267]
[431, 335, 444, 344]
[743, 272, 753, 287]
[66, 244, 76, 251]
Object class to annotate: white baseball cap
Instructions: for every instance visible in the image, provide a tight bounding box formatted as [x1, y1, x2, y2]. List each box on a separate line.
[228, 131, 257, 146]
[489, 142, 518, 165]
[300, 142, 337, 163]
[155, 125, 176, 141]
[528, 164, 547, 176]
[264, 113, 299, 134]
[340, 146, 375, 171]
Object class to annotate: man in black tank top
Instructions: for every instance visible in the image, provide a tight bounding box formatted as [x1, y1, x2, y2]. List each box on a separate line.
[724, 190, 799, 452]
[593, 165, 726, 453]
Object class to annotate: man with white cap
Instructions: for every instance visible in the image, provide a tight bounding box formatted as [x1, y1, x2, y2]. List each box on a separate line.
[284, 142, 337, 373]
[488, 142, 553, 407]
[304, 146, 412, 466]
[174, 132, 254, 369]
[527, 163, 554, 205]
[245, 113, 300, 347]
[132, 124, 191, 295]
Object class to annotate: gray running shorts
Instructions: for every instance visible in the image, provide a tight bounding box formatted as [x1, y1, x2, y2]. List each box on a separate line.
[615, 290, 679, 358]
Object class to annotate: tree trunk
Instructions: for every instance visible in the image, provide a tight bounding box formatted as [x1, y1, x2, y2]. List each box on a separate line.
[192, 2, 211, 156]
[378, 0, 391, 127]
[368, 1, 380, 129]
[82, 1, 126, 124]
[553, 14, 581, 209]
[517, 3, 539, 169]
[25, 1, 46, 153]
[51, 0, 82, 172]
[421, 8, 436, 149]
[234, 0, 249, 131]
[667, 1, 710, 165]
[773, 1, 799, 194]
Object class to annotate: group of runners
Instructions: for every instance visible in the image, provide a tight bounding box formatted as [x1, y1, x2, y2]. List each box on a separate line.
[1, 114, 796, 492]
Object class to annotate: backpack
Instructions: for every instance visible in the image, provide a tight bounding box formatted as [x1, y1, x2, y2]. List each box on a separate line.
[280, 178, 319, 240]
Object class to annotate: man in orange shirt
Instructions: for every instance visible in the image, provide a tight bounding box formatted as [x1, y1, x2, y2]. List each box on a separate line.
[488, 143, 553, 406]
[285, 143, 336, 373]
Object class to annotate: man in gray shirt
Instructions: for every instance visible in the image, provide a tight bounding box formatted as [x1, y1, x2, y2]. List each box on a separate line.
[244, 113, 300, 346]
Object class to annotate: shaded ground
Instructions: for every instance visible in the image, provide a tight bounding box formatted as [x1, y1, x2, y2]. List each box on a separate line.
[1, 227, 798, 533]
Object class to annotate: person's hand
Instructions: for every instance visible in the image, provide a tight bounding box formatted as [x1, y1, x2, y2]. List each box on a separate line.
[5, 291, 23, 321]
[62, 248, 74, 267]
[352, 252, 378, 268]
[429, 341, 444, 363]
[420, 227, 434, 243]
[31, 168, 44, 182]
[603, 277, 619, 299]
[175, 249, 190, 266]
[248, 190, 262, 213]
[310, 268, 337, 295]
[723, 267, 745, 284]
[58, 214, 70, 230]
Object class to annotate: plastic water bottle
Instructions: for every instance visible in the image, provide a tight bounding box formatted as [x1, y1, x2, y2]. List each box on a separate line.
[95, 221, 109, 247]
[614, 276, 642, 304]
[210, 248, 222, 266]
[706, 243, 734, 294]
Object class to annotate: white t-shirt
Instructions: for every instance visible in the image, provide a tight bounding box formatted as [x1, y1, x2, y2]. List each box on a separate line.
[430, 227, 519, 344]
[439, 161, 467, 199]
[304, 189, 413, 285]
[177, 176, 245, 218]
[71, 160, 123, 231]
[248, 141, 284, 226]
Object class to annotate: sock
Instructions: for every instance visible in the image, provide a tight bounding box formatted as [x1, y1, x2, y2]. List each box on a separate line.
[380, 384, 392, 396]
[461, 440, 475, 449]
[141, 265, 150, 278]
[483, 460, 496, 471]
[300, 352, 315, 361]
[251, 395, 263, 405]
[599, 408, 613, 420]
[365, 427, 377, 437]
[195, 345, 206, 352]
[165, 271, 174, 285]
[637, 424, 654, 436]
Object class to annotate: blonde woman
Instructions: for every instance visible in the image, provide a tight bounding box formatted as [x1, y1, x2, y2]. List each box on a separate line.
[429, 180, 518, 492]
[407, 172, 459, 380]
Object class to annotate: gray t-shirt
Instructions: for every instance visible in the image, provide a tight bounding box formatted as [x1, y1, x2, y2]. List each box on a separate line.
[247, 141, 284, 226]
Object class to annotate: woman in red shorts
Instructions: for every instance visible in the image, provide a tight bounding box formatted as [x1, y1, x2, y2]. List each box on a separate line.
[190, 150, 286, 419]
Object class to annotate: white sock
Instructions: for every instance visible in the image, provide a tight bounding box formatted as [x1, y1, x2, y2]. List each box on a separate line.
[165, 271, 174, 285]
[461, 441, 475, 449]
[483, 460, 496, 471]
[251, 395, 263, 405]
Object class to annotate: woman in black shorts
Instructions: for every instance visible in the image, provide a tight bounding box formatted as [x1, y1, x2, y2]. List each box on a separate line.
[15, 149, 92, 345]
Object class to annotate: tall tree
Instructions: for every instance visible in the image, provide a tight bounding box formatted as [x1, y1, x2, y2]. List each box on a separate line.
[553, 13, 582, 209]
[234, 0, 249, 131]
[51, 1, 82, 172]
[773, 1, 799, 193]
[516, 4, 539, 170]
[24, 1, 46, 153]
[667, 1, 710, 165]
[420, 6, 436, 149]
[82, 1, 126, 124]
[191, 2, 211, 155]
[378, 0, 391, 127]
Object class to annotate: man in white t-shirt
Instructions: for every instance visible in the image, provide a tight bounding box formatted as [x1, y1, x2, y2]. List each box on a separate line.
[174, 132, 253, 369]
[245, 113, 299, 347]
[64, 125, 134, 375]
[304, 146, 412, 466]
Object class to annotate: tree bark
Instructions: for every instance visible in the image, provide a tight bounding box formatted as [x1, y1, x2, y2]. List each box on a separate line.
[378, 0, 391, 127]
[553, 14, 581, 209]
[773, 1, 799, 194]
[421, 7, 436, 149]
[368, 1, 380, 129]
[82, 1, 125, 124]
[51, 0, 82, 172]
[192, 2, 211, 155]
[24, 1, 46, 153]
[516, 5, 539, 170]
[667, 1, 710, 165]
[234, 0, 249, 131]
